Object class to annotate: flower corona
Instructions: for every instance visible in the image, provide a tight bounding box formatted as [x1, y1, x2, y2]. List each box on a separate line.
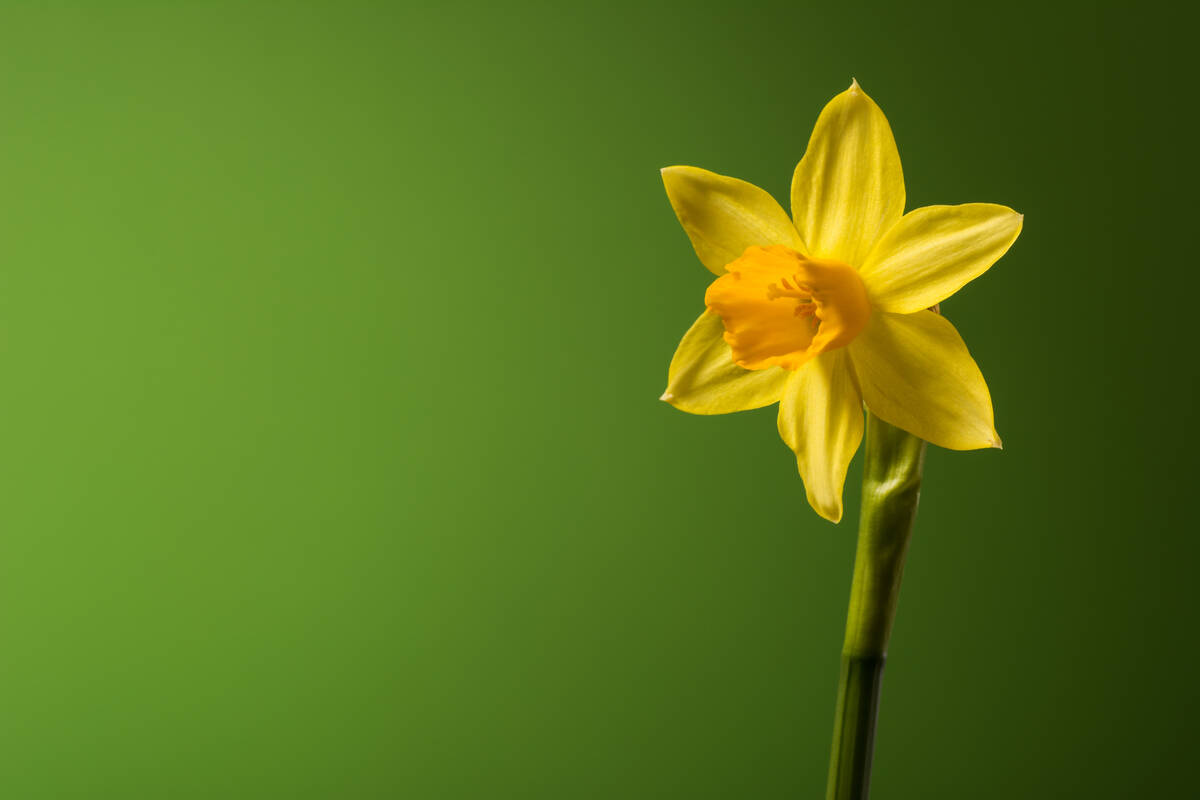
[706, 245, 871, 371]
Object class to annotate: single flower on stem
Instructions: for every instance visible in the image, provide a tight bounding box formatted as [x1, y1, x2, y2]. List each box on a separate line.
[660, 80, 1022, 522]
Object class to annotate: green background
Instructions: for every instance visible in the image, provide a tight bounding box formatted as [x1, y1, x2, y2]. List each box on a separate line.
[0, 1, 1193, 797]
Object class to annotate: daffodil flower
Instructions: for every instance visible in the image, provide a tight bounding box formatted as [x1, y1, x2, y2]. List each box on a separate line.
[660, 81, 1022, 522]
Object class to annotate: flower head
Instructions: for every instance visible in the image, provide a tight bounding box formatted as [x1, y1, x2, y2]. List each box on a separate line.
[660, 81, 1022, 522]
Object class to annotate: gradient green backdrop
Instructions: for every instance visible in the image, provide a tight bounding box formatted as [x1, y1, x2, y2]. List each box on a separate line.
[0, 1, 1193, 797]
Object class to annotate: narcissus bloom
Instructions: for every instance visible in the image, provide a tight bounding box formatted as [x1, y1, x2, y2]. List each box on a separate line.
[660, 81, 1022, 522]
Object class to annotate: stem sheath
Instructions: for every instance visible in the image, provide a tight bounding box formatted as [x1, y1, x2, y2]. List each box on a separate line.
[825, 413, 926, 800]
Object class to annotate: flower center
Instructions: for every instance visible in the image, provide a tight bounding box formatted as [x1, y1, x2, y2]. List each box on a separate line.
[765, 276, 818, 322]
[704, 245, 871, 371]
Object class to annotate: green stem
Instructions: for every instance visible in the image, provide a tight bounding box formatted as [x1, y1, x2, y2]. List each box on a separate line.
[825, 413, 926, 800]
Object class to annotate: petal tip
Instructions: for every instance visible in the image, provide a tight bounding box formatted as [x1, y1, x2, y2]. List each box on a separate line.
[805, 485, 844, 524]
[849, 77, 860, 92]
[990, 435, 1003, 450]
[659, 390, 676, 403]
[814, 503, 843, 524]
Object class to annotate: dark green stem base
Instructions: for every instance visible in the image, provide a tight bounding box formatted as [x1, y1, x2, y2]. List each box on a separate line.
[825, 655, 885, 800]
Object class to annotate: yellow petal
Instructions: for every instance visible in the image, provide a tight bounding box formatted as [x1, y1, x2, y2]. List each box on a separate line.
[662, 309, 790, 414]
[858, 204, 1023, 314]
[848, 311, 998, 450]
[777, 349, 864, 523]
[791, 81, 905, 268]
[662, 166, 807, 276]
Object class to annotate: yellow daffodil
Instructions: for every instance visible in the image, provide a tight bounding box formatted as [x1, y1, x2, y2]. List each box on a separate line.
[660, 81, 1022, 523]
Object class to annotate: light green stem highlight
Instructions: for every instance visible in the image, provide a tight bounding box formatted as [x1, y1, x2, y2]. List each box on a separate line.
[825, 413, 926, 800]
